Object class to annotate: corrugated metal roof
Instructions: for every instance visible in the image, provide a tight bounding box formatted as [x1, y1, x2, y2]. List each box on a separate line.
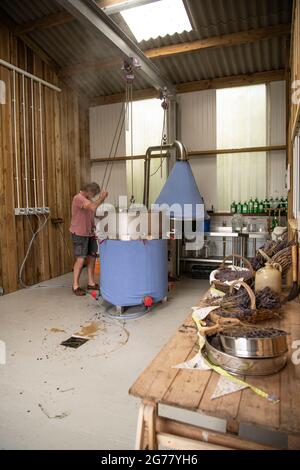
[186, 0, 291, 36]
[28, 20, 121, 66]
[138, 0, 292, 48]
[154, 36, 287, 83]
[71, 67, 150, 97]
[0, 0, 292, 98]
[0, 0, 63, 24]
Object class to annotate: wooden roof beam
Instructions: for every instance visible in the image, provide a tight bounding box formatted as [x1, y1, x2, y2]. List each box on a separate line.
[89, 69, 286, 106]
[61, 23, 291, 77]
[175, 69, 286, 94]
[146, 23, 291, 59]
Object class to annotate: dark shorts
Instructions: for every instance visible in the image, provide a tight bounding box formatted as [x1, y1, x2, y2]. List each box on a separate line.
[71, 234, 98, 258]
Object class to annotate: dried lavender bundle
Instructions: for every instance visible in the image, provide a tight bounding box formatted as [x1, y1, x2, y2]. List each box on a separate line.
[218, 307, 256, 320]
[215, 268, 252, 282]
[222, 326, 287, 339]
[255, 287, 281, 310]
[208, 287, 281, 323]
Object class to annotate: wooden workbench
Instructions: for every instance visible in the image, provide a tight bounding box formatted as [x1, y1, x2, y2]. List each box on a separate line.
[129, 297, 300, 450]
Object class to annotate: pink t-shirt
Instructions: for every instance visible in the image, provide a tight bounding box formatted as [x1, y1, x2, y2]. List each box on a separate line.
[70, 192, 95, 237]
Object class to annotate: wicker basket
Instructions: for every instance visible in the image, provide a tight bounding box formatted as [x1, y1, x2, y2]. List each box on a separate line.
[259, 247, 293, 274]
[210, 254, 254, 293]
[209, 281, 280, 326]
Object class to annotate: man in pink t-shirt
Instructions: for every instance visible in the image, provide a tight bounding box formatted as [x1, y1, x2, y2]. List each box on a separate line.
[70, 182, 108, 296]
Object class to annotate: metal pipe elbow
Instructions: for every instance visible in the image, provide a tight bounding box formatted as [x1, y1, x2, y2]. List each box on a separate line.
[173, 140, 188, 161]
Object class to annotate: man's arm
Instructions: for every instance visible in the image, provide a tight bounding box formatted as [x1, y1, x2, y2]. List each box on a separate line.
[82, 191, 108, 213]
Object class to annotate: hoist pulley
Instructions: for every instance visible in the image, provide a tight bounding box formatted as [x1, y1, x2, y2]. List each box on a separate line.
[122, 57, 141, 83]
[160, 86, 171, 110]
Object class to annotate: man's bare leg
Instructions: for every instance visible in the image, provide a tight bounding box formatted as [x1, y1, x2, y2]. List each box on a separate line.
[87, 256, 96, 286]
[73, 257, 85, 290]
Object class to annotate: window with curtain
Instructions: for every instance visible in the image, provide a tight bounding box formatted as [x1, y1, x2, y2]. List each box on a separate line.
[125, 98, 167, 204]
[216, 85, 267, 211]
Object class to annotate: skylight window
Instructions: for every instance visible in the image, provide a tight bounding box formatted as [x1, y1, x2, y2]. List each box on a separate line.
[121, 0, 192, 42]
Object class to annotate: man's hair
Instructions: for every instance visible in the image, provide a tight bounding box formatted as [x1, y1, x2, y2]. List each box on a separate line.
[81, 182, 101, 195]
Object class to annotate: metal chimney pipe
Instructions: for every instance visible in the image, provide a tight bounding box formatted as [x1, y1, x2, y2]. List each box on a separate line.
[172, 140, 188, 161]
[143, 140, 188, 207]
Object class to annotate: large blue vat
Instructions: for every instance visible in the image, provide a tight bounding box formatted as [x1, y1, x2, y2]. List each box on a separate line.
[100, 239, 168, 307]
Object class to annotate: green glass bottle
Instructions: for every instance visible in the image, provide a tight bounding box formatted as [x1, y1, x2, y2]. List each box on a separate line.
[272, 215, 279, 230]
[236, 201, 242, 214]
[230, 201, 236, 213]
[242, 201, 248, 214]
[248, 197, 254, 214]
[264, 198, 270, 211]
[258, 200, 264, 213]
[253, 198, 259, 214]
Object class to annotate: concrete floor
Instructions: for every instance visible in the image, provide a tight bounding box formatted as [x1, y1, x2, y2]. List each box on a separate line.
[1, 272, 227, 449]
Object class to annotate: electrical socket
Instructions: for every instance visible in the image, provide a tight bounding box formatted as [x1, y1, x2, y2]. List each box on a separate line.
[14, 207, 51, 216]
[15, 208, 29, 216]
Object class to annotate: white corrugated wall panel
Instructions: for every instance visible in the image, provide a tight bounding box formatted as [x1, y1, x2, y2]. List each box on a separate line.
[177, 90, 217, 208]
[126, 98, 167, 204]
[177, 90, 216, 151]
[188, 156, 217, 211]
[89, 103, 126, 204]
[267, 80, 287, 197]
[268, 81, 286, 145]
[89, 103, 126, 158]
[177, 85, 286, 207]
[267, 151, 287, 198]
[91, 161, 127, 205]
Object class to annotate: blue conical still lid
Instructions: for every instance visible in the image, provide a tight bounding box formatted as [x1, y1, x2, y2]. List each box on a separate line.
[154, 161, 205, 219]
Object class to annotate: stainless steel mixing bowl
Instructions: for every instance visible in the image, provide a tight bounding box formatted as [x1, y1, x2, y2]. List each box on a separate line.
[219, 330, 288, 358]
[204, 335, 287, 376]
